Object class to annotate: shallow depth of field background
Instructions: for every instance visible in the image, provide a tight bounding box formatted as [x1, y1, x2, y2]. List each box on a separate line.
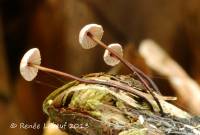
[0, 0, 200, 135]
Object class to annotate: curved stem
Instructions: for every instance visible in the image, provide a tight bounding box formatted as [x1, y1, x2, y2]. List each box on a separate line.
[30, 64, 154, 112]
[87, 32, 164, 115]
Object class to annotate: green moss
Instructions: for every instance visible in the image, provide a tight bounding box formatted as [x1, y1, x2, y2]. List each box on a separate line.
[69, 89, 108, 109]
[90, 111, 102, 117]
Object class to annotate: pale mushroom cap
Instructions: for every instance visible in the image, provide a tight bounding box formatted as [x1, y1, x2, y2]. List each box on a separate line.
[20, 48, 41, 81]
[103, 43, 123, 66]
[79, 24, 104, 49]
[139, 39, 171, 75]
[139, 39, 167, 62]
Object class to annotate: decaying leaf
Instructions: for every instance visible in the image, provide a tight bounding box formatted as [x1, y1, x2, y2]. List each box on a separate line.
[43, 73, 200, 135]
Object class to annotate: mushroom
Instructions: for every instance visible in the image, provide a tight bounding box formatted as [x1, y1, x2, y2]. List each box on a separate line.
[20, 48, 41, 81]
[20, 48, 176, 114]
[79, 24, 104, 49]
[103, 43, 123, 66]
[79, 24, 164, 115]
[79, 24, 160, 95]
[19, 48, 158, 111]
[19, 48, 84, 82]
[79, 23, 125, 66]
[139, 39, 168, 71]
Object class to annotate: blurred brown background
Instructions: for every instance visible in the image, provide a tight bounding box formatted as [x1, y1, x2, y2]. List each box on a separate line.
[0, 0, 200, 135]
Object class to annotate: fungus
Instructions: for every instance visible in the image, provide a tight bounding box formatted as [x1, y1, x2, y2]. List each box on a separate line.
[79, 24, 104, 49]
[20, 48, 41, 81]
[103, 43, 123, 66]
[20, 48, 157, 110]
[79, 24, 164, 115]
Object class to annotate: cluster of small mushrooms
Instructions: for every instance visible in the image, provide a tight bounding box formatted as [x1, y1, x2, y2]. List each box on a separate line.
[20, 24, 165, 115]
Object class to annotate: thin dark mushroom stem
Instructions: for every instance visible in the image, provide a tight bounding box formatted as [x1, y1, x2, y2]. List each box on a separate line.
[30, 63, 155, 112]
[87, 32, 164, 115]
